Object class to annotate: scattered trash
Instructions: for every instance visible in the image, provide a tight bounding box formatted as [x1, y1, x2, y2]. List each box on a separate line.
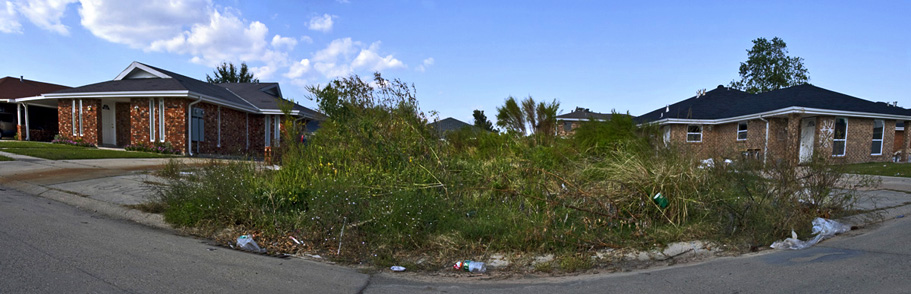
[206, 248, 217, 251]
[723, 159, 733, 165]
[453, 260, 487, 273]
[699, 158, 715, 168]
[236, 235, 266, 253]
[289, 236, 302, 245]
[179, 171, 195, 176]
[897, 215, 905, 219]
[770, 218, 850, 250]
[652, 192, 669, 209]
[390, 266, 406, 272]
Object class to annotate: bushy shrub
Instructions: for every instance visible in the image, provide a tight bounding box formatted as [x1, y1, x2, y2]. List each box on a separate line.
[51, 134, 96, 148]
[125, 141, 181, 154]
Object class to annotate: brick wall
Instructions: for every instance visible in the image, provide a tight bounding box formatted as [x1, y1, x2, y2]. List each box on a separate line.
[115, 102, 131, 146]
[57, 99, 101, 145]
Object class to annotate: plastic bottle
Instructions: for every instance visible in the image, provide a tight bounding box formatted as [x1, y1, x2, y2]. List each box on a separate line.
[453, 260, 486, 273]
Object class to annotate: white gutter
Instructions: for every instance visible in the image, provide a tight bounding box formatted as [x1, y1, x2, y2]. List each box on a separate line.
[759, 114, 769, 166]
[187, 96, 203, 156]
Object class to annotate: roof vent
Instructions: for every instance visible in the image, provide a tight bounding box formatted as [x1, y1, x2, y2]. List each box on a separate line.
[717, 85, 724, 89]
[19, 76, 23, 82]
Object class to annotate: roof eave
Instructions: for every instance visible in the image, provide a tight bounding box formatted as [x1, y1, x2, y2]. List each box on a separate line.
[644, 106, 911, 125]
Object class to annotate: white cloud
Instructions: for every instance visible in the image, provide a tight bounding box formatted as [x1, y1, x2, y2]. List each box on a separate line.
[416, 57, 434, 72]
[79, 0, 211, 48]
[271, 34, 297, 50]
[8, 0, 76, 34]
[285, 58, 311, 79]
[300, 35, 313, 44]
[351, 42, 405, 72]
[307, 13, 334, 32]
[0, 1, 22, 33]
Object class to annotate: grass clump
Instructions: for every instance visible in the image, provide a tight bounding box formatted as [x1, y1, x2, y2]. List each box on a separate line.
[153, 74, 874, 271]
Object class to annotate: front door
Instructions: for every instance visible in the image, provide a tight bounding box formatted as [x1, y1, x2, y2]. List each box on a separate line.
[101, 104, 116, 146]
[799, 117, 816, 164]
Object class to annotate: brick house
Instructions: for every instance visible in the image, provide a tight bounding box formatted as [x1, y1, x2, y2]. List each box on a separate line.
[21, 61, 324, 156]
[637, 84, 911, 164]
[556, 107, 616, 136]
[0, 76, 71, 141]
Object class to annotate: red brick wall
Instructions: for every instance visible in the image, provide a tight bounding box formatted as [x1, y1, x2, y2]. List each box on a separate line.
[57, 99, 101, 145]
[115, 102, 131, 147]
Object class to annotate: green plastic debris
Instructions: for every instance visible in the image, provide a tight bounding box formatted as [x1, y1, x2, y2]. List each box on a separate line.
[652, 192, 668, 208]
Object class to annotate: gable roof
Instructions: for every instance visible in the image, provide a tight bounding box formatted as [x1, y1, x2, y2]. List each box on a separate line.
[42, 61, 324, 119]
[0, 76, 70, 99]
[637, 84, 911, 124]
[428, 117, 478, 134]
[557, 107, 613, 121]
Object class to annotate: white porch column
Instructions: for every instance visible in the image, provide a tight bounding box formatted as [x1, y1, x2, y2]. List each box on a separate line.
[21, 103, 30, 141]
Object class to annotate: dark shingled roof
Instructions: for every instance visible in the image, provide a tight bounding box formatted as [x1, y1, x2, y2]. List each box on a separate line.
[428, 117, 478, 134]
[557, 107, 613, 121]
[637, 84, 911, 123]
[0, 76, 70, 99]
[50, 62, 325, 120]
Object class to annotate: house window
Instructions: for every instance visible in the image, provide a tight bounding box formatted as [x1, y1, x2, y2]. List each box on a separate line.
[737, 122, 748, 141]
[274, 115, 281, 147]
[148, 99, 155, 142]
[686, 125, 702, 142]
[191, 107, 204, 142]
[264, 115, 271, 147]
[871, 119, 884, 155]
[71, 100, 76, 136]
[833, 117, 847, 156]
[159, 99, 165, 142]
[78, 99, 83, 136]
[563, 122, 573, 132]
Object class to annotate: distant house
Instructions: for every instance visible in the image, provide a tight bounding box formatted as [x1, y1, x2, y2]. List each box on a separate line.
[0, 76, 71, 141]
[637, 84, 911, 164]
[556, 107, 612, 136]
[11, 61, 324, 156]
[428, 117, 479, 137]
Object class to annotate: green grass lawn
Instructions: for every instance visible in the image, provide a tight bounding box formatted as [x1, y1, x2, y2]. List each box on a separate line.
[0, 140, 176, 160]
[842, 162, 911, 177]
[0, 154, 12, 161]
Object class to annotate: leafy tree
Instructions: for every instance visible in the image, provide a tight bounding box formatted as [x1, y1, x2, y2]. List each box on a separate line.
[472, 110, 496, 132]
[495, 95, 559, 136]
[206, 62, 260, 83]
[729, 37, 809, 94]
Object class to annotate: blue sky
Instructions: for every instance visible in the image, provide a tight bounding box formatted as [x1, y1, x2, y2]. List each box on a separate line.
[2, 1, 909, 124]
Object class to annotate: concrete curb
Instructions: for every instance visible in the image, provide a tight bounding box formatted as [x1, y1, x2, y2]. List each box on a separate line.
[2, 179, 173, 232]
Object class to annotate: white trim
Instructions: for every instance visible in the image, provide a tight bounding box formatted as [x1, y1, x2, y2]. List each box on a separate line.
[44, 91, 261, 114]
[21, 103, 29, 141]
[159, 98, 166, 142]
[648, 106, 911, 126]
[149, 98, 155, 142]
[833, 117, 848, 157]
[114, 61, 172, 80]
[78, 99, 83, 136]
[556, 117, 608, 122]
[872, 119, 884, 155]
[71, 100, 76, 136]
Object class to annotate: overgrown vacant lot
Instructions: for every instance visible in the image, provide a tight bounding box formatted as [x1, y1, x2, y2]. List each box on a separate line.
[0, 141, 173, 160]
[152, 74, 873, 273]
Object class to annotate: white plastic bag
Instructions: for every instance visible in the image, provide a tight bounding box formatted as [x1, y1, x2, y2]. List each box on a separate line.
[236, 235, 266, 253]
[770, 218, 850, 250]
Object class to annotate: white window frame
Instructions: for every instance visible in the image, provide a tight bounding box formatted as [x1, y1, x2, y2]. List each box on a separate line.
[871, 119, 884, 155]
[686, 125, 702, 143]
[71, 100, 76, 136]
[78, 99, 83, 136]
[833, 117, 848, 157]
[148, 98, 155, 142]
[737, 121, 748, 141]
[159, 98, 166, 142]
[274, 115, 281, 147]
